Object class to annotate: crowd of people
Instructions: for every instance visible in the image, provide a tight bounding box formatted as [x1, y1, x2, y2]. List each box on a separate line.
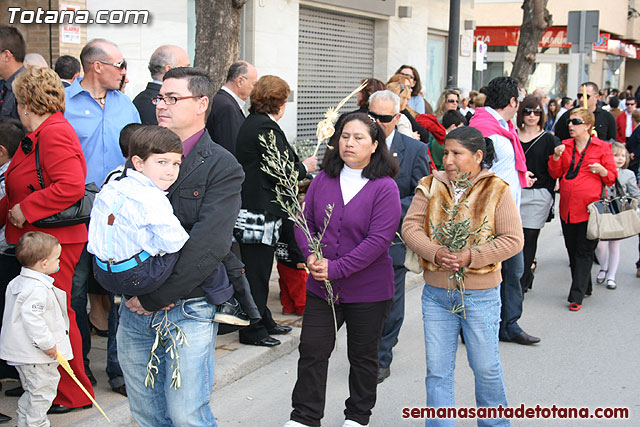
[0, 22, 638, 427]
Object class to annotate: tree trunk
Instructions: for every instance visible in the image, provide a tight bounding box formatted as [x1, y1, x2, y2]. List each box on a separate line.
[510, 0, 552, 86]
[195, 0, 249, 89]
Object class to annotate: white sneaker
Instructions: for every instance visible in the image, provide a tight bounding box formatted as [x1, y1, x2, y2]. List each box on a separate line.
[343, 420, 369, 427]
[284, 420, 311, 427]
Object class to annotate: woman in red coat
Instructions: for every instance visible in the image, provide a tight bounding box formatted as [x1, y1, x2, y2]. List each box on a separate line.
[548, 107, 617, 312]
[0, 66, 94, 411]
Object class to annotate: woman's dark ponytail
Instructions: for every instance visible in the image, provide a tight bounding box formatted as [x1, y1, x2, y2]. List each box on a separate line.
[483, 137, 495, 168]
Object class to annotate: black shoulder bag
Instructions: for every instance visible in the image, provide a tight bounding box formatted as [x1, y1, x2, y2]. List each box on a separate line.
[31, 143, 99, 228]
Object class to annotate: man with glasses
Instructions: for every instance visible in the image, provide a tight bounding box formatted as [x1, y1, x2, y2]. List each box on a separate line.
[555, 82, 616, 142]
[64, 38, 140, 397]
[0, 25, 25, 120]
[616, 97, 636, 143]
[119, 67, 244, 427]
[369, 90, 430, 383]
[133, 45, 191, 125]
[206, 60, 257, 155]
[470, 76, 540, 346]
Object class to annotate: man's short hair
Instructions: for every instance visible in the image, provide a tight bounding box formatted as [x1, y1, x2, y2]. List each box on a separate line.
[119, 123, 144, 158]
[0, 118, 25, 157]
[148, 46, 174, 81]
[442, 110, 466, 129]
[79, 39, 117, 71]
[484, 77, 519, 110]
[561, 97, 572, 108]
[54, 55, 81, 79]
[369, 90, 401, 115]
[0, 26, 26, 63]
[226, 61, 249, 83]
[16, 231, 60, 268]
[580, 81, 599, 94]
[163, 67, 215, 118]
[608, 96, 620, 109]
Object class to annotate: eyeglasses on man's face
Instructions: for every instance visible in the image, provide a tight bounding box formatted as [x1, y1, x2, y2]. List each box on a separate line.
[152, 95, 203, 105]
[96, 59, 126, 70]
[368, 111, 396, 123]
[576, 93, 591, 100]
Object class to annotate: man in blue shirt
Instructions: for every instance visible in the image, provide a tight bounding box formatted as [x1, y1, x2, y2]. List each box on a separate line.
[64, 38, 140, 400]
[64, 38, 140, 186]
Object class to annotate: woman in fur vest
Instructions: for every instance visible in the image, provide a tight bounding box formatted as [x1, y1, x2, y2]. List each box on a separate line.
[402, 126, 523, 427]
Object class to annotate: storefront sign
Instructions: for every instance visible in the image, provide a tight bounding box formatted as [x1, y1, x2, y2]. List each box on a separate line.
[60, 4, 80, 44]
[474, 26, 570, 48]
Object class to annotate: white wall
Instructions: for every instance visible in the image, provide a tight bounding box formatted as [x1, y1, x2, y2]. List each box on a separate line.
[86, 0, 190, 100]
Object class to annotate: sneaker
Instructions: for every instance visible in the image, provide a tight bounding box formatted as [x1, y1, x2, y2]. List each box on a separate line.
[284, 421, 311, 427]
[606, 279, 617, 290]
[569, 303, 581, 311]
[214, 299, 250, 326]
[343, 420, 369, 427]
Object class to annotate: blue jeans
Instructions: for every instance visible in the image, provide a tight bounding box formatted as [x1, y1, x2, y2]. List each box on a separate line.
[498, 252, 524, 340]
[118, 297, 219, 427]
[106, 292, 123, 388]
[422, 284, 509, 427]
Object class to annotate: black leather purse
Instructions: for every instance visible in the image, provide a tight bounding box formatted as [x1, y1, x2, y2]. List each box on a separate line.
[31, 143, 99, 228]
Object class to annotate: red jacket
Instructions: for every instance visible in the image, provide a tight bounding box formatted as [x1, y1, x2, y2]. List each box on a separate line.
[0, 112, 88, 244]
[616, 111, 631, 142]
[548, 136, 617, 223]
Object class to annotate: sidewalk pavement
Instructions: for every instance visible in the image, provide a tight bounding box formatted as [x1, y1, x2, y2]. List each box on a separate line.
[0, 265, 423, 426]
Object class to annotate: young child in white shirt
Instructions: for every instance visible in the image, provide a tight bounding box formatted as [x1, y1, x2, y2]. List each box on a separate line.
[88, 126, 252, 325]
[0, 232, 73, 426]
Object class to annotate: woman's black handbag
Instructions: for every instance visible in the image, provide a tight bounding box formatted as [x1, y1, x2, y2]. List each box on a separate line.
[31, 143, 99, 228]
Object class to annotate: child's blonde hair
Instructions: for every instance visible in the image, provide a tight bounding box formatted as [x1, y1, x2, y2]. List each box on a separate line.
[16, 231, 60, 267]
[611, 141, 630, 169]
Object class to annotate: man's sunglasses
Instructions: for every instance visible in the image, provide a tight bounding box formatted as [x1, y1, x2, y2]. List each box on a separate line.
[523, 108, 543, 117]
[576, 93, 591, 100]
[569, 118, 586, 125]
[96, 59, 126, 70]
[368, 111, 396, 123]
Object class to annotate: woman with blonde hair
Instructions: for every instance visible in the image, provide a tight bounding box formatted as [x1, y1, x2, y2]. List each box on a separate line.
[434, 88, 461, 120]
[0, 66, 94, 412]
[386, 74, 429, 142]
[548, 107, 617, 311]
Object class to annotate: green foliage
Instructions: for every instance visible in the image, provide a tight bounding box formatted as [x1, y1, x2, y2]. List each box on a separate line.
[259, 131, 339, 339]
[429, 172, 498, 317]
[144, 311, 189, 389]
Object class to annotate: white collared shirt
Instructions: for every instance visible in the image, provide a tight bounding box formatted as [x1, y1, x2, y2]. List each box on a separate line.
[88, 170, 189, 262]
[385, 129, 395, 151]
[222, 85, 247, 117]
[484, 106, 522, 208]
[626, 110, 633, 137]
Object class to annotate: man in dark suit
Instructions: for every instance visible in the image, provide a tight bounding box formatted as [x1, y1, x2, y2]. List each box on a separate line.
[54, 55, 80, 87]
[369, 90, 430, 383]
[206, 60, 257, 155]
[133, 45, 190, 125]
[555, 82, 616, 141]
[122, 67, 244, 426]
[0, 26, 25, 120]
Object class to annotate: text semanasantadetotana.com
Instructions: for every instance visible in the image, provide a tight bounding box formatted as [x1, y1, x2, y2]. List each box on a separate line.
[402, 404, 630, 420]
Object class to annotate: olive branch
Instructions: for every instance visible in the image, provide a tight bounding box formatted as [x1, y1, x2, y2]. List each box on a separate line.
[144, 311, 188, 389]
[429, 172, 498, 317]
[258, 130, 338, 340]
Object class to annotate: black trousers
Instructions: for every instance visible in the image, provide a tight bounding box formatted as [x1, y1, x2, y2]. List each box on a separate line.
[521, 228, 541, 292]
[290, 293, 391, 426]
[238, 243, 277, 341]
[561, 220, 597, 304]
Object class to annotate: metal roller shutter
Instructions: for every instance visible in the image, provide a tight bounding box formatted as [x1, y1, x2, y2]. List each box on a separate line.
[297, 7, 375, 155]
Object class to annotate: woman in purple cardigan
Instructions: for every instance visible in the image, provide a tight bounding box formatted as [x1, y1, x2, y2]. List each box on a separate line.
[285, 113, 401, 427]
